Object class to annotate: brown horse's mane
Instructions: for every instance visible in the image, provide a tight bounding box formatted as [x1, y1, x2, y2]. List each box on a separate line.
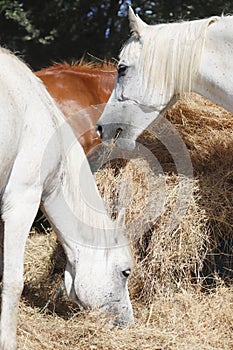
[39, 59, 117, 74]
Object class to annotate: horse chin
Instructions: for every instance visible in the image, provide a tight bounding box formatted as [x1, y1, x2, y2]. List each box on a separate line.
[113, 314, 134, 328]
[115, 138, 136, 151]
[112, 309, 134, 327]
[99, 301, 134, 327]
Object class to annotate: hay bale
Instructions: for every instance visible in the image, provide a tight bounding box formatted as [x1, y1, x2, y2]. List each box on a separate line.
[95, 162, 208, 300]
[94, 93, 233, 300]
[18, 287, 233, 349]
[24, 230, 77, 315]
[165, 94, 233, 283]
[166, 93, 233, 173]
[24, 230, 58, 285]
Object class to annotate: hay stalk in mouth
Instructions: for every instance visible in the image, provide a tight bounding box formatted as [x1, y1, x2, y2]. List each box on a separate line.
[113, 128, 123, 143]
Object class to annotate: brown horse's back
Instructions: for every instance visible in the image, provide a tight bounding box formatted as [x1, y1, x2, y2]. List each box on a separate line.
[36, 62, 116, 154]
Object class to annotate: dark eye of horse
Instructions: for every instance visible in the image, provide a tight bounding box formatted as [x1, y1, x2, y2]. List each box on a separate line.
[122, 268, 131, 278]
[117, 64, 127, 77]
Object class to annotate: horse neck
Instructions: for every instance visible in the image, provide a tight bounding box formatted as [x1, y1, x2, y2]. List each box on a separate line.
[75, 68, 115, 102]
[96, 71, 116, 100]
[44, 121, 116, 248]
[37, 63, 116, 104]
[76, 65, 116, 101]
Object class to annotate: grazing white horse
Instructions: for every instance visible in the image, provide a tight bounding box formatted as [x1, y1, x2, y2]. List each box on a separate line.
[96, 7, 233, 149]
[0, 47, 133, 350]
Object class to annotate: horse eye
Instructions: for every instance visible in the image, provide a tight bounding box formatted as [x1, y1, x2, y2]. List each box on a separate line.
[117, 64, 128, 77]
[122, 268, 131, 278]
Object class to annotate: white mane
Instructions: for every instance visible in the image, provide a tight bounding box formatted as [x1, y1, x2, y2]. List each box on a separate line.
[61, 129, 121, 248]
[120, 16, 219, 107]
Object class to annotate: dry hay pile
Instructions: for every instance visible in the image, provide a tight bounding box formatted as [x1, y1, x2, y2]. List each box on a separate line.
[94, 93, 233, 298]
[164, 93, 233, 283]
[18, 286, 233, 350]
[95, 159, 207, 300]
[18, 93, 233, 349]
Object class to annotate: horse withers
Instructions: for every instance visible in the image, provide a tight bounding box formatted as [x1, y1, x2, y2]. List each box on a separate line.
[36, 61, 116, 155]
[0, 48, 133, 350]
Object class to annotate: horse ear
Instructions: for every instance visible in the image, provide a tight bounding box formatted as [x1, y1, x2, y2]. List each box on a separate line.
[128, 6, 147, 37]
[116, 208, 126, 231]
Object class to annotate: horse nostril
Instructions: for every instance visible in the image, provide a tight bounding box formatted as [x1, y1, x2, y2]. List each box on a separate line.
[114, 128, 122, 141]
[96, 124, 103, 138]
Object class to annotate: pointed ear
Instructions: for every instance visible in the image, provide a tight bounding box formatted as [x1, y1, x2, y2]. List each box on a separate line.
[128, 6, 147, 37]
[116, 208, 126, 231]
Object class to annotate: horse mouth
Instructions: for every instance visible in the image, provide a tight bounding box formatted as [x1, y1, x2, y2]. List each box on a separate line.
[99, 299, 120, 310]
[113, 128, 123, 143]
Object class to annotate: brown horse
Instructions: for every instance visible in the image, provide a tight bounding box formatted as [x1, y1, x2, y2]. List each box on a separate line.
[36, 61, 116, 154]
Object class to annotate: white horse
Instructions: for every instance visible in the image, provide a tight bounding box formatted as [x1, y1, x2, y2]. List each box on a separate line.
[0, 47, 133, 350]
[96, 7, 233, 149]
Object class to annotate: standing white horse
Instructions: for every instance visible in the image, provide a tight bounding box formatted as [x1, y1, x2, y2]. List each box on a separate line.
[96, 7, 233, 149]
[0, 47, 133, 350]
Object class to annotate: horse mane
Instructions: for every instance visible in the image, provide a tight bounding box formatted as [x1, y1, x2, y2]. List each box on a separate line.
[39, 59, 116, 75]
[61, 125, 120, 248]
[120, 16, 219, 107]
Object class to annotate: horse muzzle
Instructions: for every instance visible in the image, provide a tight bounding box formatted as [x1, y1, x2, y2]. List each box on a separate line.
[96, 124, 123, 144]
